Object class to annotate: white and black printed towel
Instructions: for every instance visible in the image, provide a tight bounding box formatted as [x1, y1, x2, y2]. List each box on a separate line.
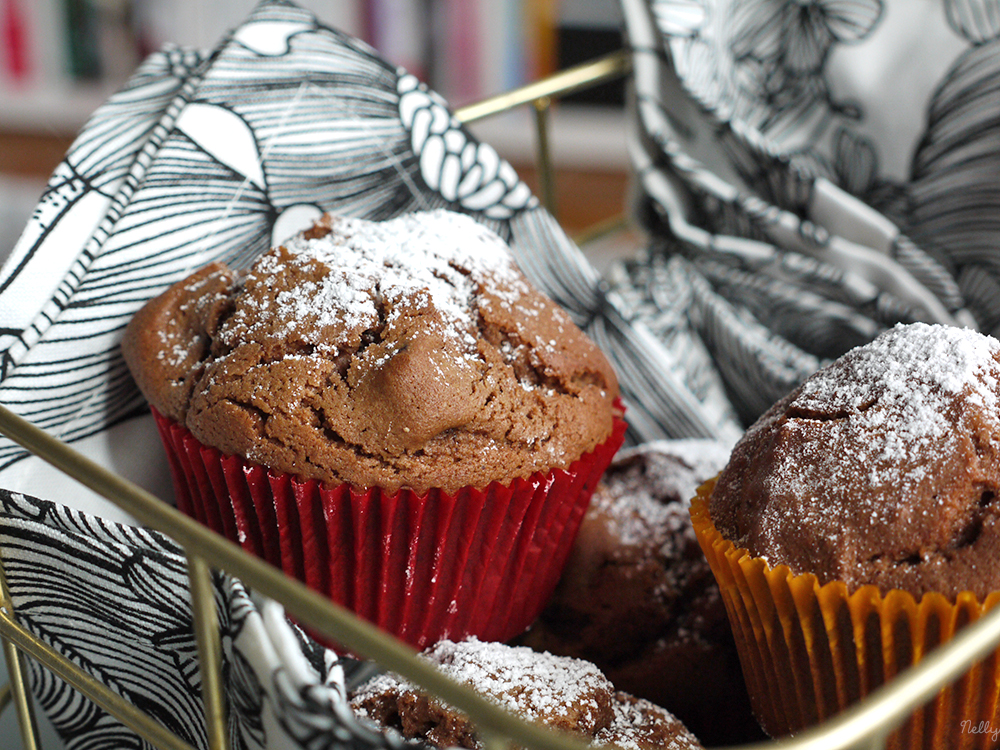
[0, 487, 395, 750]
[615, 0, 1000, 426]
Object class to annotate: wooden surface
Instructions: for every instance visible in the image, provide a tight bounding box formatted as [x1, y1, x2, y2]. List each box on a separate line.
[0, 130, 75, 178]
[511, 161, 630, 236]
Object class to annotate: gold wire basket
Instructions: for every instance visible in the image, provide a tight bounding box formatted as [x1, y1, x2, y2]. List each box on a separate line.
[1, 50, 999, 750]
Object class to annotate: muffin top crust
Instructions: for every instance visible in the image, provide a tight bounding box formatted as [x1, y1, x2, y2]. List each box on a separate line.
[349, 637, 703, 750]
[122, 210, 619, 494]
[710, 322, 1000, 600]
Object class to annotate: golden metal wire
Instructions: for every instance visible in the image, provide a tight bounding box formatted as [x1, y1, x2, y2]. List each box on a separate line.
[452, 50, 630, 124]
[0, 562, 41, 750]
[0, 605, 196, 750]
[531, 97, 557, 216]
[188, 554, 228, 750]
[1, 47, 999, 750]
[453, 49, 631, 221]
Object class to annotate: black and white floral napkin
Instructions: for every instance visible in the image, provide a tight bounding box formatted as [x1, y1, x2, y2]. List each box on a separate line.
[616, 0, 1000, 427]
[0, 1, 741, 749]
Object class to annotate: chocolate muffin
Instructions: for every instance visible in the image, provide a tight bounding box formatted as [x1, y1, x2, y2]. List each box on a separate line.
[122, 209, 620, 495]
[121, 209, 625, 649]
[694, 322, 1000, 746]
[710, 321, 1000, 600]
[349, 637, 703, 750]
[520, 440, 762, 745]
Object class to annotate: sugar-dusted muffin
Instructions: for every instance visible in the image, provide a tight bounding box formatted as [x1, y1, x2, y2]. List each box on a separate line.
[123, 209, 620, 495]
[693, 322, 1000, 748]
[122, 209, 625, 649]
[520, 440, 762, 746]
[349, 637, 703, 750]
[710, 321, 1000, 600]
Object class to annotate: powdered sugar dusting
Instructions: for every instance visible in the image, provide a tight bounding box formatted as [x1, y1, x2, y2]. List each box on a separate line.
[156, 328, 198, 368]
[640, 439, 732, 483]
[594, 490, 692, 549]
[351, 637, 700, 749]
[368, 637, 611, 726]
[598, 698, 702, 750]
[245, 210, 527, 351]
[730, 323, 1000, 563]
[592, 440, 730, 547]
[792, 323, 1000, 488]
[799, 323, 999, 426]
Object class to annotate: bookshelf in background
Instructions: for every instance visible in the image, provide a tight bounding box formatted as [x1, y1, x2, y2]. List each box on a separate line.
[0, 0, 362, 133]
[0, 0, 135, 132]
[0, 0, 629, 198]
[556, 0, 625, 107]
[363, 0, 625, 109]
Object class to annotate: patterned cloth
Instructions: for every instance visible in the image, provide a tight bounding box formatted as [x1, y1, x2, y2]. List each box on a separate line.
[2, 0, 999, 748]
[0, 488, 394, 750]
[615, 0, 1000, 428]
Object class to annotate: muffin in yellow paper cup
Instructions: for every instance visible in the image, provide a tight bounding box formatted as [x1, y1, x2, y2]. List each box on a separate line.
[121, 209, 624, 650]
[691, 322, 1000, 750]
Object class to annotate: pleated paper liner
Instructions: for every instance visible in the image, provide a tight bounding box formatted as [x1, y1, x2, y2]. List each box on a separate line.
[152, 407, 626, 650]
[690, 478, 1000, 750]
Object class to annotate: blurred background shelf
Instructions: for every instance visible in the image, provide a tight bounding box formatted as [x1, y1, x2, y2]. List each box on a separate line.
[0, 0, 633, 251]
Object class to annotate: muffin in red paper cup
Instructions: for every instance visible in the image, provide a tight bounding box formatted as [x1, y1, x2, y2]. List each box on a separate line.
[122, 209, 624, 650]
[692, 323, 1000, 750]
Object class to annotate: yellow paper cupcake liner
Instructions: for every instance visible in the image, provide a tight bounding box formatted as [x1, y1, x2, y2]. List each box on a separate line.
[690, 478, 1000, 750]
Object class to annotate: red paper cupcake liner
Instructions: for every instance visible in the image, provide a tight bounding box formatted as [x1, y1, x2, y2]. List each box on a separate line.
[152, 407, 626, 650]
